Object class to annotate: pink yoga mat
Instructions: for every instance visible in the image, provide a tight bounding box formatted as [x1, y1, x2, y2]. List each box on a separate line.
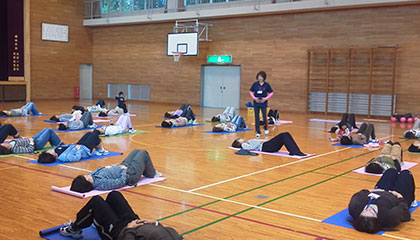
[228, 147, 314, 159]
[309, 118, 363, 124]
[55, 119, 111, 124]
[352, 162, 418, 176]
[52, 176, 166, 198]
[252, 120, 293, 126]
[96, 114, 136, 119]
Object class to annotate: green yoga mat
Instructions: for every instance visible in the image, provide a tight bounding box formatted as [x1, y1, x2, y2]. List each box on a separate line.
[99, 130, 148, 137]
[0, 146, 54, 158]
[407, 151, 420, 154]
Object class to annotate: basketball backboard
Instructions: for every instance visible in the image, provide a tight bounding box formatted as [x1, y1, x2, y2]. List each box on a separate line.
[167, 32, 198, 56]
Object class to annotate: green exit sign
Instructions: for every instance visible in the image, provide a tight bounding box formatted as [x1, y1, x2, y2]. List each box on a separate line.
[207, 55, 232, 64]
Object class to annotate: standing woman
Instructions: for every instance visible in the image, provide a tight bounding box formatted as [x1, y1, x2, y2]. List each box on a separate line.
[249, 71, 274, 137]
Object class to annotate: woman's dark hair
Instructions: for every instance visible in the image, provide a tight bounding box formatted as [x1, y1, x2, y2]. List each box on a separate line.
[50, 115, 59, 122]
[58, 123, 68, 130]
[352, 216, 382, 234]
[365, 162, 384, 174]
[338, 123, 347, 130]
[409, 144, 420, 152]
[38, 152, 57, 163]
[0, 145, 12, 155]
[405, 131, 416, 139]
[232, 138, 242, 148]
[256, 71, 267, 81]
[164, 112, 172, 118]
[0, 111, 8, 117]
[161, 121, 173, 128]
[340, 136, 353, 145]
[330, 126, 338, 133]
[98, 111, 107, 117]
[212, 126, 224, 132]
[71, 175, 94, 193]
[118, 91, 124, 96]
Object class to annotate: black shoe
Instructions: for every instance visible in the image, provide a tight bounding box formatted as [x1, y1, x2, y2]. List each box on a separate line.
[385, 141, 393, 145]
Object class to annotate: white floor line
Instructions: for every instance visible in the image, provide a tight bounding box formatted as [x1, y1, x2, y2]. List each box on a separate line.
[149, 183, 322, 222]
[188, 135, 391, 193]
[16, 155, 92, 172]
[383, 234, 412, 240]
[187, 147, 352, 192]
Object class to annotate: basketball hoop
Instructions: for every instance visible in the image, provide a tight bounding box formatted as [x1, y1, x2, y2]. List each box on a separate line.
[172, 52, 184, 62]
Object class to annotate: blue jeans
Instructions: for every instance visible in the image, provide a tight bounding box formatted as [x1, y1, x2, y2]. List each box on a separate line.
[231, 115, 247, 129]
[21, 102, 40, 116]
[33, 128, 62, 150]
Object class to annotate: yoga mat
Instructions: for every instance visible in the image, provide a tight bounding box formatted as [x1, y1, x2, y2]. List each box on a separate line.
[52, 176, 166, 198]
[44, 119, 110, 124]
[203, 128, 252, 135]
[0, 146, 54, 158]
[156, 124, 204, 129]
[309, 118, 363, 124]
[332, 143, 364, 148]
[407, 151, 420, 154]
[251, 120, 293, 126]
[99, 130, 148, 137]
[53, 125, 103, 132]
[96, 114, 136, 118]
[228, 147, 314, 159]
[322, 202, 420, 235]
[27, 151, 123, 166]
[0, 113, 47, 118]
[352, 162, 418, 176]
[40, 224, 100, 240]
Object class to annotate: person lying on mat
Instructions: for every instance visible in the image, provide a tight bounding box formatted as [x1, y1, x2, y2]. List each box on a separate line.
[231, 132, 307, 156]
[49, 107, 86, 122]
[349, 168, 416, 234]
[0, 124, 21, 143]
[57, 112, 96, 131]
[37, 129, 108, 163]
[164, 104, 191, 118]
[59, 191, 183, 240]
[329, 113, 358, 133]
[70, 149, 162, 193]
[258, 109, 280, 125]
[97, 114, 135, 136]
[365, 141, 403, 174]
[403, 119, 420, 139]
[98, 106, 125, 117]
[340, 122, 377, 145]
[0, 128, 62, 155]
[161, 107, 197, 128]
[211, 106, 236, 122]
[0, 102, 40, 117]
[213, 115, 247, 132]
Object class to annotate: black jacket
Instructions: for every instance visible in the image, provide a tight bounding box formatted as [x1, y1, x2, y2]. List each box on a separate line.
[348, 189, 411, 228]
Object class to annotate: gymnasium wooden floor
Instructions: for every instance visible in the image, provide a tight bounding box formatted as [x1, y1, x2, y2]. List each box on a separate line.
[0, 100, 419, 240]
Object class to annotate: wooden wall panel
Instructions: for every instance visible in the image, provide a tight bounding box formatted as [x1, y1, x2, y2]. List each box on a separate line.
[30, 0, 92, 99]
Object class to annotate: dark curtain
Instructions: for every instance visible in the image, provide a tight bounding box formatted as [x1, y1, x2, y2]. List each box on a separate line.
[0, 0, 7, 81]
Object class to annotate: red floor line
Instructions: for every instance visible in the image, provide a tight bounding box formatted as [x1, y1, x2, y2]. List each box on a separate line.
[3, 160, 333, 239]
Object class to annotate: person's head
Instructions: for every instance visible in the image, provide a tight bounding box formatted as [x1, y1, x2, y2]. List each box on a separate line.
[164, 112, 172, 118]
[119, 91, 124, 97]
[98, 111, 107, 117]
[256, 71, 267, 82]
[405, 131, 416, 139]
[365, 161, 384, 174]
[330, 126, 338, 133]
[340, 136, 353, 145]
[352, 212, 381, 233]
[0, 144, 12, 155]
[58, 123, 68, 130]
[212, 126, 224, 132]
[0, 111, 9, 117]
[211, 116, 220, 122]
[70, 175, 94, 193]
[50, 115, 59, 122]
[37, 150, 58, 163]
[161, 120, 173, 128]
[232, 138, 244, 148]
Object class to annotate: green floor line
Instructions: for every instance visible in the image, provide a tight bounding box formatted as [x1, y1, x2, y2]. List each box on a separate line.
[312, 171, 377, 183]
[158, 147, 381, 222]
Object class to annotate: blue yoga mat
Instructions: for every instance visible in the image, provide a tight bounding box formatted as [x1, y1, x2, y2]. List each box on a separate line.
[156, 124, 204, 129]
[1, 113, 47, 118]
[332, 143, 364, 148]
[44, 120, 58, 123]
[40, 224, 100, 240]
[203, 128, 252, 135]
[27, 151, 123, 166]
[53, 125, 103, 132]
[322, 201, 420, 235]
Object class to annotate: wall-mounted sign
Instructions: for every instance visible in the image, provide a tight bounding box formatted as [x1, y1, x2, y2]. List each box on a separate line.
[41, 23, 69, 42]
[207, 55, 232, 64]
